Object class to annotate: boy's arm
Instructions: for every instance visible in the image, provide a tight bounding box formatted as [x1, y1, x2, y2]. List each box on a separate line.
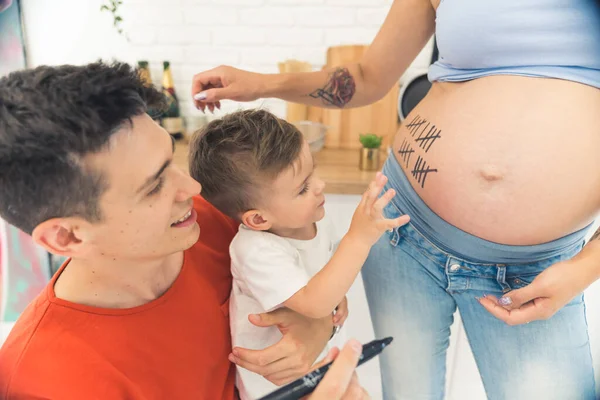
[283, 235, 370, 318]
[283, 173, 409, 319]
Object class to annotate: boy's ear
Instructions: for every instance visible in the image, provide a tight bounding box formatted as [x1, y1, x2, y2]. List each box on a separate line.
[241, 210, 272, 231]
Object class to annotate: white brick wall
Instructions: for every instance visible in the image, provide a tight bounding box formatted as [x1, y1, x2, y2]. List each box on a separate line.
[22, 0, 434, 120]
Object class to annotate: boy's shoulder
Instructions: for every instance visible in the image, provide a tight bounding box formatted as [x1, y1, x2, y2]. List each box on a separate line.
[231, 213, 337, 256]
[230, 224, 295, 257]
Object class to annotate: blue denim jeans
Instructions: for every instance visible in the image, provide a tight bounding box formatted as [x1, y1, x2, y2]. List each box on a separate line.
[362, 156, 596, 399]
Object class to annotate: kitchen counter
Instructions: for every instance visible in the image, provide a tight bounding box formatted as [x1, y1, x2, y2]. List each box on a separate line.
[174, 141, 382, 195]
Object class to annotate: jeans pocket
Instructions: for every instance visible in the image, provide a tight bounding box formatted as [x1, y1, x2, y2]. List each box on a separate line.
[507, 267, 585, 307]
[506, 272, 539, 290]
[505, 240, 586, 291]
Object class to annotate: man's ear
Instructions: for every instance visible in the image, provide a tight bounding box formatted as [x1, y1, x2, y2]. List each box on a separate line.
[241, 210, 272, 231]
[31, 217, 91, 258]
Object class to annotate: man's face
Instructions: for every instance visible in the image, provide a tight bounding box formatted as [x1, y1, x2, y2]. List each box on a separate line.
[81, 114, 201, 261]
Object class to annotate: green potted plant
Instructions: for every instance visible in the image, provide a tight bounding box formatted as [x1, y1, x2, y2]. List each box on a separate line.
[359, 133, 383, 171]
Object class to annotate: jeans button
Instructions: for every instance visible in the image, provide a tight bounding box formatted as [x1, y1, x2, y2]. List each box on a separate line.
[450, 263, 460, 272]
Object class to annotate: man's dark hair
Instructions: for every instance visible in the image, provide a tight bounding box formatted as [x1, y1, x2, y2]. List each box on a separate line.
[0, 61, 165, 234]
[189, 109, 303, 220]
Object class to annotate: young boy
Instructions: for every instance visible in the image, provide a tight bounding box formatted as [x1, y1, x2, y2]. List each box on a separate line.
[189, 109, 407, 399]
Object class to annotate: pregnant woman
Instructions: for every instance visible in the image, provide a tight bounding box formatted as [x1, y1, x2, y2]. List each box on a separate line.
[191, 0, 600, 398]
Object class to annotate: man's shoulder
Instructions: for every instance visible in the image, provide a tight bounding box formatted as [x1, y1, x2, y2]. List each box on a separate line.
[186, 195, 238, 266]
[0, 300, 132, 399]
[1, 347, 129, 399]
[0, 288, 51, 363]
[193, 195, 237, 234]
[0, 296, 71, 398]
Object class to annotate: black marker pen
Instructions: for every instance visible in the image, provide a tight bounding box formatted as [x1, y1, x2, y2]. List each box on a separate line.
[259, 337, 393, 400]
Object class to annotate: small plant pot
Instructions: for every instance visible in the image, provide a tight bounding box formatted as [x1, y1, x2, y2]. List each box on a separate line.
[359, 148, 381, 171]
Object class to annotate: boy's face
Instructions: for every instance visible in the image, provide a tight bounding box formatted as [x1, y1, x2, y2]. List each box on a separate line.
[43, 114, 202, 261]
[262, 141, 326, 230]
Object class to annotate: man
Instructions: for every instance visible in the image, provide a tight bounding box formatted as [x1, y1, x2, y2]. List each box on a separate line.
[0, 62, 368, 399]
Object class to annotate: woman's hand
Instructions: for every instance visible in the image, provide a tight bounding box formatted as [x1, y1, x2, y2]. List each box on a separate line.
[305, 340, 370, 400]
[478, 256, 597, 325]
[191, 65, 266, 113]
[228, 307, 331, 386]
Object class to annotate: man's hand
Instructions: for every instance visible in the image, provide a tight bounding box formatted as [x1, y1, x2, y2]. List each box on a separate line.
[306, 340, 370, 400]
[478, 256, 597, 325]
[229, 307, 332, 386]
[333, 297, 349, 327]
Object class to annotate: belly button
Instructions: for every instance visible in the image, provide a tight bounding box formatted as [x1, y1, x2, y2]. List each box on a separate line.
[479, 165, 505, 182]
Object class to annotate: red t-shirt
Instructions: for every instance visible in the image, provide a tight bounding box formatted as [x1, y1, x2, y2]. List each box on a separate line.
[0, 196, 237, 400]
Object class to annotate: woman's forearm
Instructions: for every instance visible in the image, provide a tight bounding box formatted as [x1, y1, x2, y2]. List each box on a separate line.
[258, 0, 436, 109]
[261, 63, 386, 109]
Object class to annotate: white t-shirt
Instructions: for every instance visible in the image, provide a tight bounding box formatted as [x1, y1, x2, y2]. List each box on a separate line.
[229, 215, 345, 400]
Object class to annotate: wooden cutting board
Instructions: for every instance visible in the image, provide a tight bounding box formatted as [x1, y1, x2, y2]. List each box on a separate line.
[322, 45, 399, 149]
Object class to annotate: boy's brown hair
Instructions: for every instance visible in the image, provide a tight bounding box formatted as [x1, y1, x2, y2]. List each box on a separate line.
[189, 109, 303, 220]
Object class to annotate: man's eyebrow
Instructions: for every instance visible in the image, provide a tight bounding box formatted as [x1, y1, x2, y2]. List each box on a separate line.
[136, 135, 175, 194]
[137, 159, 171, 194]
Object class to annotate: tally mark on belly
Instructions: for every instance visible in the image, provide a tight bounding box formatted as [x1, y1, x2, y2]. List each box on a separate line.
[411, 156, 438, 188]
[398, 139, 415, 167]
[406, 114, 442, 153]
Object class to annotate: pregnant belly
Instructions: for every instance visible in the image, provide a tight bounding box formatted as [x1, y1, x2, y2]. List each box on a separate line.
[392, 75, 600, 245]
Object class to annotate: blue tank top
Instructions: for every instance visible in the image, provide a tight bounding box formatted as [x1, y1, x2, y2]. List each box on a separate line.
[428, 0, 600, 88]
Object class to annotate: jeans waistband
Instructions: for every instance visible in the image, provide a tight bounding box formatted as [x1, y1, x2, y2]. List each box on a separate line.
[382, 154, 592, 264]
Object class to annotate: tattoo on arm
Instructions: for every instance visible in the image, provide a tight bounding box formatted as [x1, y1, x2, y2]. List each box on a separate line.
[309, 68, 356, 108]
